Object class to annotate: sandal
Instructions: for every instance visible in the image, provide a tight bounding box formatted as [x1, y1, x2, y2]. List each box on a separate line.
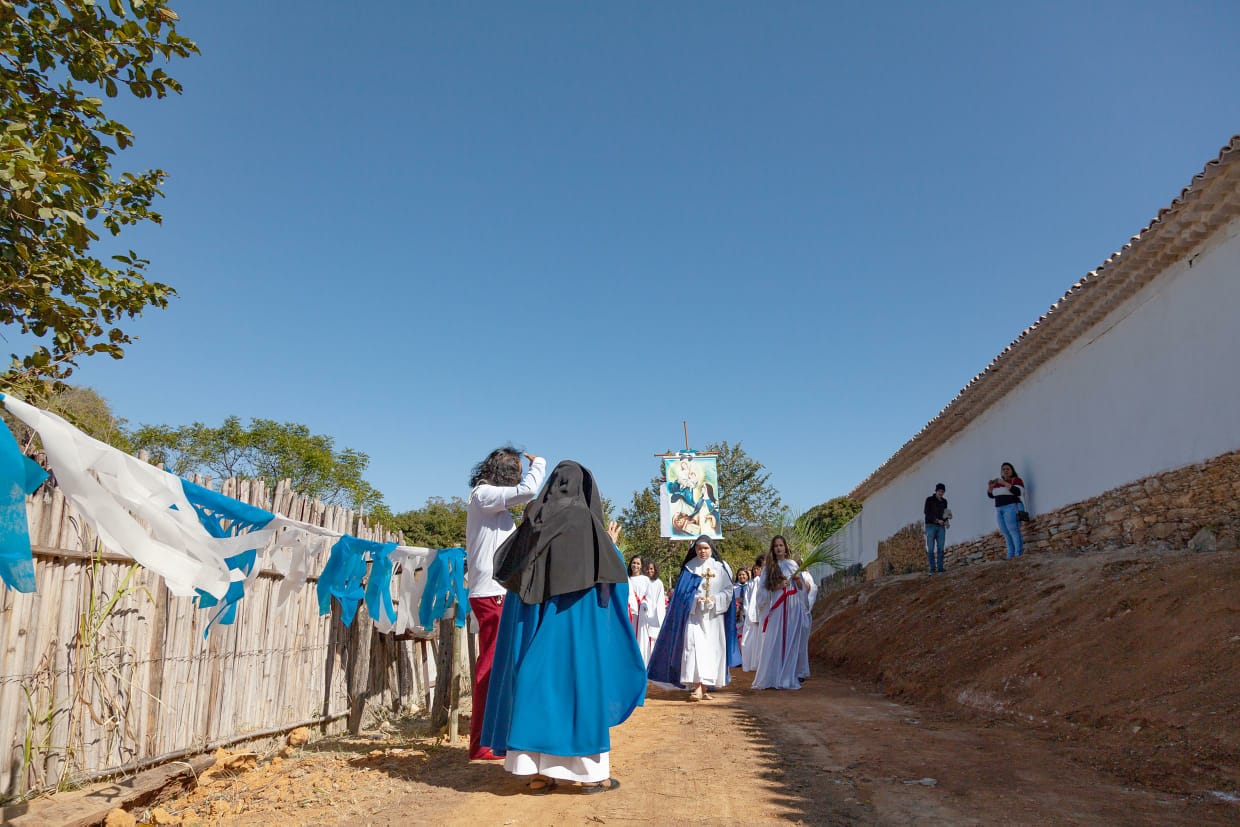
[580, 778, 620, 794]
[528, 778, 558, 795]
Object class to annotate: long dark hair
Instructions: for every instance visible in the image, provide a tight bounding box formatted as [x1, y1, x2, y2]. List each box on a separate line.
[1001, 461, 1019, 479]
[628, 554, 643, 576]
[645, 560, 660, 582]
[469, 446, 522, 488]
[764, 535, 789, 591]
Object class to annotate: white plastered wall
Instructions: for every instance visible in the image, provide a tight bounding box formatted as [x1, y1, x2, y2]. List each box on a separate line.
[852, 216, 1240, 566]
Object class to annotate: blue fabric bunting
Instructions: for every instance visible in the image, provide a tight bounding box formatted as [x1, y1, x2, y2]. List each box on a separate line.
[418, 547, 469, 631]
[194, 549, 258, 632]
[317, 535, 397, 627]
[0, 408, 49, 593]
[181, 478, 275, 635]
[364, 540, 398, 626]
[181, 479, 275, 537]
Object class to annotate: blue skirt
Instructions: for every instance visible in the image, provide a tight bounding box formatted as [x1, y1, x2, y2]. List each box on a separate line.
[481, 581, 646, 757]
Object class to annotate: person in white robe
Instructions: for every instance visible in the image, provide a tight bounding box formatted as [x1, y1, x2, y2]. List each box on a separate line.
[752, 535, 813, 690]
[627, 554, 651, 633]
[795, 567, 819, 681]
[740, 564, 763, 672]
[638, 560, 666, 665]
[681, 536, 734, 700]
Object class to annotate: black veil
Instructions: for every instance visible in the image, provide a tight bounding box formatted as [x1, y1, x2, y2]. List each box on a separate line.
[492, 460, 628, 605]
[680, 534, 734, 580]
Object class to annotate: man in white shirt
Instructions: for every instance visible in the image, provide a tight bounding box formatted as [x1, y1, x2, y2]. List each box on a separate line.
[465, 446, 546, 760]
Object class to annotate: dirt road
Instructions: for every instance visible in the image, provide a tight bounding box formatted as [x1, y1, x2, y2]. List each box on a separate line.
[144, 669, 1232, 826]
[118, 548, 1240, 825]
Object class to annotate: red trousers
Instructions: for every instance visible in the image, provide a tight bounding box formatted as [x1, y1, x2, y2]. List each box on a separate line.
[468, 595, 505, 759]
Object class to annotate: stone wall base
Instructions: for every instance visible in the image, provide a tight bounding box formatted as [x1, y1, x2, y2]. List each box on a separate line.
[933, 449, 1240, 568]
[873, 522, 929, 578]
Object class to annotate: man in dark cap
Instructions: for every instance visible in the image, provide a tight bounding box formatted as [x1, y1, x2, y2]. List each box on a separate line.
[924, 483, 950, 574]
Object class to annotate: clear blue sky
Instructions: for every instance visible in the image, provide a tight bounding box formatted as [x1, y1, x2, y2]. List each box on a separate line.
[57, 1, 1240, 516]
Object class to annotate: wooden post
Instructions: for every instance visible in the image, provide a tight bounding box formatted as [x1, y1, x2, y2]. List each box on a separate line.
[466, 627, 478, 691]
[143, 581, 170, 756]
[448, 621, 465, 744]
[430, 608, 455, 731]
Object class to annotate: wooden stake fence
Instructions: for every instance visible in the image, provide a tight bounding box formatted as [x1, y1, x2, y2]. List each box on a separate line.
[0, 475, 476, 802]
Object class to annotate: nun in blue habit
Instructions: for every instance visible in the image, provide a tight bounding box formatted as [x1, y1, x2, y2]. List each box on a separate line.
[480, 461, 645, 794]
[646, 535, 742, 699]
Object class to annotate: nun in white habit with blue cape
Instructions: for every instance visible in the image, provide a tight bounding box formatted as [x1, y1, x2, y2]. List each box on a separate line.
[480, 461, 645, 794]
[647, 535, 741, 700]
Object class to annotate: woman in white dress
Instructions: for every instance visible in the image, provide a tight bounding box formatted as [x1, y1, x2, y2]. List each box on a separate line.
[626, 554, 651, 635]
[739, 558, 764, 672]
[638, 560, 666, 665]
[752, 536, 812, 690]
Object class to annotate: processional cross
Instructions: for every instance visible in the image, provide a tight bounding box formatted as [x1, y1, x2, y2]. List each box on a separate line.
[699, 565, 715, 598]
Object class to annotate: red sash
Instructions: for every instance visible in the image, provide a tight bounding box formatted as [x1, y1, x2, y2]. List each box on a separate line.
[629, 595, 647, 638]
[762, 587, 799, 656]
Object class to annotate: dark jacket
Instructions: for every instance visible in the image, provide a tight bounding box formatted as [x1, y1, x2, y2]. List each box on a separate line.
[924, 495, 948, 525]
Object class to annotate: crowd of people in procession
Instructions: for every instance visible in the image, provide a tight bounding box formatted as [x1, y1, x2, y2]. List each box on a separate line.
[461, 446, 823, 795]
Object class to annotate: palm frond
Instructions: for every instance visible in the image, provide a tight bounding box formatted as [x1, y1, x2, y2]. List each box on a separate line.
[794, 536, 845, 577]
[772, 509, 846, 577]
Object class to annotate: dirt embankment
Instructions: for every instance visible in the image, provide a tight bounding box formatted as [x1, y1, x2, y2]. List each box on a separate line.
[810, 546, 1240, 795]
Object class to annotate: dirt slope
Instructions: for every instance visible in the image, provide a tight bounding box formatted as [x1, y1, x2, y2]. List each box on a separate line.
[809, 545, 1240, 796]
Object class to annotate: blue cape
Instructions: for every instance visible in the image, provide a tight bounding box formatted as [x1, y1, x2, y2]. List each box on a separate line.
[481, 576, 646, 757]
[646, 566, 741, 688]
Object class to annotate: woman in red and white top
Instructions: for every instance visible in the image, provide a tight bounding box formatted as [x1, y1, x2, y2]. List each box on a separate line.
[986, 461, 1026, 559]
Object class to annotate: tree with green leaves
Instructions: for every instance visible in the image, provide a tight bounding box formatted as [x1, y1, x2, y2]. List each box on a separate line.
[618, 440, 782, 583]
[1, 381, 131, 451]
[801, 496, 862, 539]
[391, 496, 468, 549]
[1, 0, 197, 392]
[130, 416, 389, 519]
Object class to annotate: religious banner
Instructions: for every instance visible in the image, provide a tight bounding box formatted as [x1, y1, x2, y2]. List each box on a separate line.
[659, 453, 723, 539]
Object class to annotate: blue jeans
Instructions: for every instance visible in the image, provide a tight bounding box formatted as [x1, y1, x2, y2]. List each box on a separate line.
[996, 504, 1023, 558]
[925, 524, 945, 572]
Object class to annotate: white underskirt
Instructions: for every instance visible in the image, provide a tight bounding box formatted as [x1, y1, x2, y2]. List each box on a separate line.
[504, 750, 609, 783]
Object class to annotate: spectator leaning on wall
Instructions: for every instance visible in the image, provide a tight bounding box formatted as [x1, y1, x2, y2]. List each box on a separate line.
[923, 483, 949, 574]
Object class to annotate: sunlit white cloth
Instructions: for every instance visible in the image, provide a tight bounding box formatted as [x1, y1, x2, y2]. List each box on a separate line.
[504, 749, 609, 783]
[373, 546, 433, 634]
[1, 394, 433, 638]
[2, 395, 262, 598]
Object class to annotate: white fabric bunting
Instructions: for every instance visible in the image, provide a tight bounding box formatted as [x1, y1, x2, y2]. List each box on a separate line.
[2, 395, 249, 598]
[3, 394, 442, 635]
